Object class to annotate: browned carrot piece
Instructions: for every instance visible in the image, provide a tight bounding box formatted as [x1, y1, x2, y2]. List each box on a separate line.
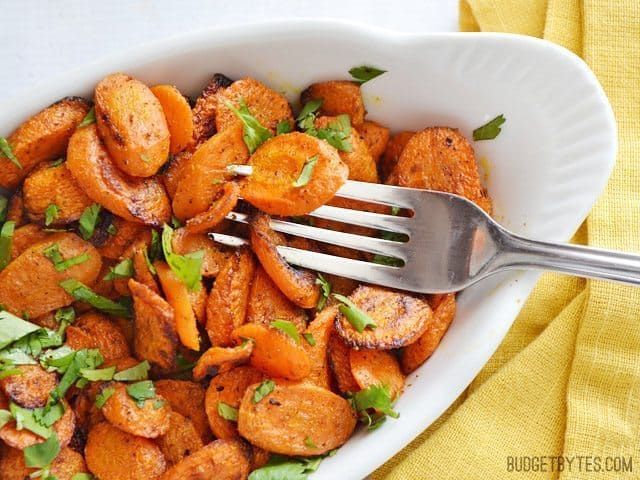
[192, 73, 234, 145]
[394, 127, 492, 213]
[249, 213, 320, 309]
[357, 120, 390, 162]
[241, 132, 348, 216]
[172, 126, 248, 220]
[327, 333, 360, 394]
[238, 382, 357, 456]
[160, 151, 191, 200]
[66, 124, 171, 227]
[154, 380, 212, 443]
[401, 293, 456, 374]
[151, 84, 195, 154]
[246, 266, 307, 333]
[192, 342, 253, 381]
[171, 227, 231, 277]
[380, 130, 413, 181]
[0, 445, 88, 479]
[248, 445, 271, 470]
[129, 279, 179, 370]
[301, 80, 365, 125]
[95, 73, 170, 177]
[350, 348, 405, 399]
[132, 242, 160, 294]
[185, 181, 239, 233]
[232, 323, 311, 380]
[0, 97, 90, 190]
[155, 261, 200, 351]
[302, 305, 337, 390]
[0, 365, 57, 409]
[10, 224, 51, 260]
[204, 366, 264, 439]
[335, 285, 433, 349]
[214, 77, 294, 133]
[205, 247, 255, 347]
[85, 421, 167, 480]
[65, 312, 131, 361]
[97, 218, 148, 259]
[156, 411, 204, 465]
[159, 439, 250, 480]
[6, 189, 26, 226]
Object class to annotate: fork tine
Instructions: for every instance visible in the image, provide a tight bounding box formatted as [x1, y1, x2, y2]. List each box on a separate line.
[209, 233, 249, 247]
[307, 204, 412, 233]
[225, 212, 407, 259]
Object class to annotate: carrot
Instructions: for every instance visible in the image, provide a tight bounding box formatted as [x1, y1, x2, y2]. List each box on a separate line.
[205, 247, 255, 347]
[9, 225, 49, 260]
[85, 421, 167, 480]
[155, 261, 200, 351]
[248, 213, 320, 308]
[188, 282, 207, 325]
[0, 445, 88, 480]
[171, 227, 231, 277]
[401, 293, 456, 374]
[97, 218, 148, 259]
[172, 126, 248, 220]
[214, 77, 294, 134]
[154, 380, 212, 443]
[246, 266, 308, 333]
[160, 150, 191, 200]
[158, 439, 250, 480]
[394, 127, 492, 213]
[192, 342, 253, 381]
[101, 382, 171, 438]
[302, 305, 337, 390]
[151, 84, 194, 154]
[327, 333, 360, 394]
[380, 130, 413, 181]
[350, 348, 405, 399]
[238, 382, 357, 456]
[248, 444, 271, 470]
[6, 189, 26, 226]
[0, 365, 57, 409]
[232, 323, 311, 380]
[65, 312, 130, 360]
[357, 120, 390, 162]
[192, 73, 233, 145]
[129, 279, 179, 370]
[0, 96, 90, 190]
[184, 181, 239, 233]
[156, 411, 204, 465]
[66, 124, 171, 227]
[95, 73, 170, 177]
[334, 285, 433, 349]
[132, 242, 160, 294]
[301, 80, 365, 125]
[204, 366, 264, 439]
[241, 132, 348, 216]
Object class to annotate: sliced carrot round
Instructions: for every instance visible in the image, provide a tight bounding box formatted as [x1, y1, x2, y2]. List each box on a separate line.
[349, 348, 405, 400]
[151, 84, 194, 155]
[192, 343, 253, 381]
[185, 181, 240, 233]
[327, 333, 360, 394]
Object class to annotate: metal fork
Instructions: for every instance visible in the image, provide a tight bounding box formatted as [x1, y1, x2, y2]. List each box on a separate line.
[211, 172, 640, 293]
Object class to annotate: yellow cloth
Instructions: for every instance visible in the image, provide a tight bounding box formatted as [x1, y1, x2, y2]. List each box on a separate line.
[373, 1, 640, 479]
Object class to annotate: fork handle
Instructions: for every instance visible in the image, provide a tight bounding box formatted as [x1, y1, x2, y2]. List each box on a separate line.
[498, 233, 640, 285]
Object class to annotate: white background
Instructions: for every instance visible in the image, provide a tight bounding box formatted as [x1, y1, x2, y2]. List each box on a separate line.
[0, 0, 458, 97]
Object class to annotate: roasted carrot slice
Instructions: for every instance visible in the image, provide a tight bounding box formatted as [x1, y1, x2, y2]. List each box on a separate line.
[65, 312, 131, 361]
[301, 80, 365, 125]
[97, 218, 148, 259]
[95, 73, 170, 177]
[248, 444, 271, 470]
[238, 382, 357, 456]
[380, 130, 413, 181]
[357, 120, 390, 162]
[192, 342, 253, 381]
[154, 380, 212, 443]
[10, 224, 50, 260]
[350, 348, 405, 399]
[241, 132, 348, 216]
[302, 305, 337, 390]
[249, 213, 320, 309]
[151, 84, 195, 155]
[172, 125, 248, 220]
[334, 285, 433, 349]
[401, 293, 456, 374]
[85, 421, 167, 480]
[155, 261, 200, 351]
[185, 181, 239, 233]
[205, 247, 254, 346]
[0, 365, 57, 409]
[160, 151, 191, 200]
[0, 445, 88, 479]
[156, 411, 204, 466]
[327, 333, 360, 394]
[0, 96, 90, 190]
[66, 124, 171, 226]
[246, 266, 307, 333]
[6, 189, 26, 226]
[171, 227, 231, 277]
[159, 439, 250, 480]
[192, 73, 234, 145]
[232, 323, 310, 380]
[131, 242, 160, 294]
[394, 127, 492, 213]
[204, 366, 264, 439]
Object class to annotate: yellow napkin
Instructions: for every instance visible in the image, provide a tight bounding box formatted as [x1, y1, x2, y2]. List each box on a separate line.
[373, 1, 640, 478]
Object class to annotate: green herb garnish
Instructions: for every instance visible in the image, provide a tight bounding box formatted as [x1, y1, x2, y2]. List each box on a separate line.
[217, 401, 239, 422]
[292, 155, 318, 188]
[103, 257, 134, 281]
[78, 107, 96, 128]
[43, 243, 90, 271]
[80, 366, 116, 382]
[227, 97, 273, 153]
[349, 383, 399, 430]
[95, 386, 116, 408]
[302, 333, 316, 347]
[0, 220, 15, 271]
[348, 65, 386, 85]
[78, 203, 101, 240]
[252, 379, 276, 403]
[332, 294, 377, 332]
[113, 360, 150, 381]
[126, 380, 156, 407]
[59, 279, 132, 318]
[23, 432, 60, 469]
[276, 119, 292, 135]
[0, 137, 22, 169]
[0, 311, 40, 350]
[304, 437, 318, 449]
[44, 204, 59, 226]
[296, 99, 323, 131]
[270, 320, 301, 345]
[161, 224, 203, 291]
[472, 114, 506, 141]
[315, 114, 353, 152]
[315, 273, 331, 311]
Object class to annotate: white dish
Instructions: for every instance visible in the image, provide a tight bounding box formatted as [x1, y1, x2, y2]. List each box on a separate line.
[0, 19, 616, 479]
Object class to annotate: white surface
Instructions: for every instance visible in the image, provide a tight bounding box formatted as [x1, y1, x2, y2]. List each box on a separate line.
[0, 0, 458, 97]
[0, 19, 615, 478]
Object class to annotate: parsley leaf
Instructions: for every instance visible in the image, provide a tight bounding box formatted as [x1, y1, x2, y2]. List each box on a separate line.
[304, 437, 318, 449]
[107, 223, 117, 236]
[217, 401, 239, 422]
[59, 279, 131, 318]
[270, 320, 301, 345]
[10, 402, 54, 438]
[80, 366, 116, 382]
[149, 229, 162, 262]
[315, 114, 353, 152]
[276, 119, 292, 135]
[0, 195, 8, 223]
[78, 204, 101, 240]
[43, 244, 90, 272]
[302, 333, 316, 347]
[95, 386, 116, 409]
[249, 454, 325, 480]
[10, 328, 63, 358]
[71, 474, 95, 480]
[292, 155, 318, 188]
[226, 97, 273, 153]
[113, 360, 150, 381]
[103, 258, 134, 280]
[349, 383, 399, 430]
[333, 294, 377, 332]
[0, 311, 40, 350]
[252, 380, 276, 403]
[0, 409, 12, 429]
[23, 432, 60, 468]
[161, 224, 203, 291]
[473, 114, 506, 141]
[50, 158, 65, 167]
[126, 380, 156, 407]
[0, 220, 15, 271]
[44, 204, 59, 226]
[315, 274, 331, 311]
[0, 137, 22, 169]
[296, 99, 323, 131]
[78, 107, 96, 128]
[50, 349, 104, 403]
[348, 65, 387, 85]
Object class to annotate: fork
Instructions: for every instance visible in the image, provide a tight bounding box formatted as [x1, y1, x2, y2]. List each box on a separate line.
[211, 170, 640, 293]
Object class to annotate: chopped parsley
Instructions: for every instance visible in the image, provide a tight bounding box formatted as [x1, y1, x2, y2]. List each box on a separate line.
[333, 294, 377, 332]
[314, 114, 353, 152]
[304, 437, 318, 449]
[276, 119, 292, 135]
[217, 401, 239, 422]
[252, 379, 276, 403]
[270, 319, 301, 345]
[0, 220, 15, 271]
[0, 311, 40, 350]
[113, 360, 150, 381]
[78, 204, 101, 240]
[473, 114, 506, 141]
[59, 279, 132, 318]
[315, 274, 332, 311]
[292, 155, 318, 188]
[80, 366, 116, 382]
[95, 386, 116, 408]
[349, 384, 399, 430]
[161, 224, 203, 291]
[348, 65, 386, 85]
[296, 99, 323, 131]
[302, 333, 316, 347]
[103, 257, 134, 280]
[44, 204, 59, 226]
[227, 97, 273, 153]
[126, 380, 156, 407]
[23, 432, 60, 470]
[0, 137, 22, 169]
[43, 243, 90, 271]
[78, 107, 96, 128]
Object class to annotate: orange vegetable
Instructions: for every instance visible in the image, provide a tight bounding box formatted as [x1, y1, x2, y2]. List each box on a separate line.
[160, 150, 191, 200]
[65, 312, 131, 361]
[156, 411, 204, 466]
[327, 333, 360, 394]
[192, 342, 253, 381]
[357, 120, 390, 162]
[350, 348, 405, 399]
[184, 181, 239, 233]
[301, 80, 365, 125]
[158, 439, 249, 480]
[6, 189, 26, 226]
[97, 218, 148, 259]
[132, 242, 160, 294]
[192, 73, 233, 145]
[0, 446, 88, 480]
[171, 227, 231, 277]
[0, 365, 57, 409]
[154, 380, 212, 443]
[151, 84, 194, 154]
[380, 130, 413, 181]
[302, 305, 337, 390]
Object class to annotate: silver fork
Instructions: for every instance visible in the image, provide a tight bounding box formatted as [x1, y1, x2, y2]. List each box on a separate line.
[211, 172, 640, 293]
